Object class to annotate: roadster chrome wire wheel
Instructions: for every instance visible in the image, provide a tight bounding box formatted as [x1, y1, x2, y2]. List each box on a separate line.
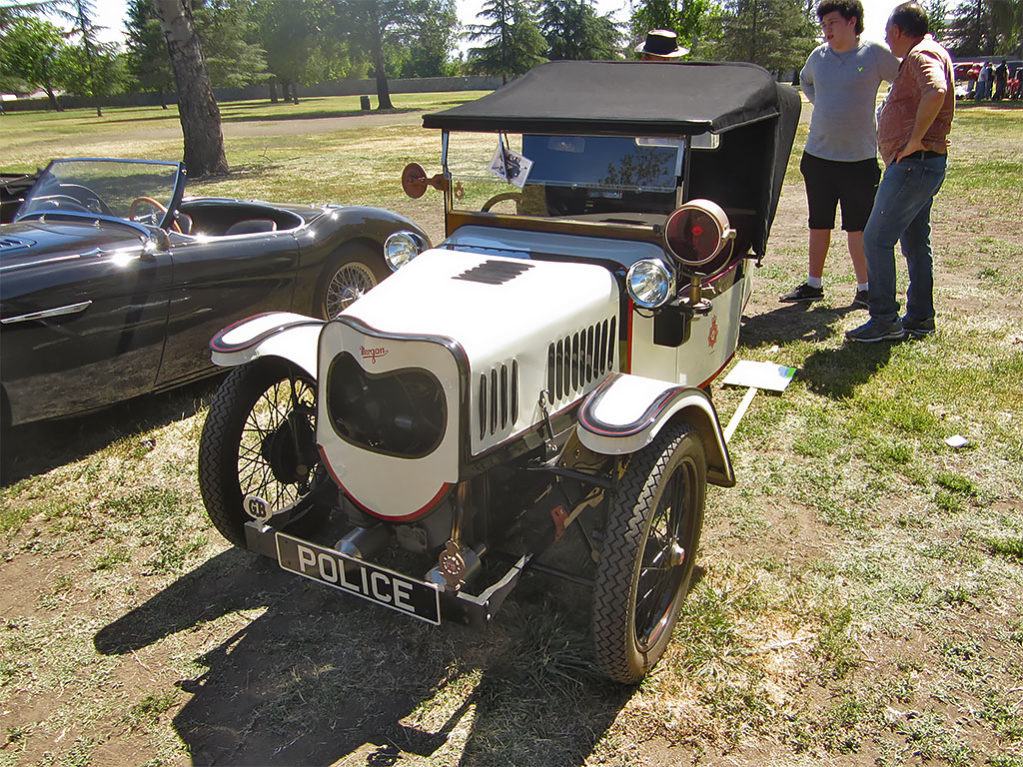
[324, 261, 378, 317]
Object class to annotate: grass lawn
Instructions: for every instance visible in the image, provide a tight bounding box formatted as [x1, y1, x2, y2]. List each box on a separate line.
[1, 94, 1021, 767]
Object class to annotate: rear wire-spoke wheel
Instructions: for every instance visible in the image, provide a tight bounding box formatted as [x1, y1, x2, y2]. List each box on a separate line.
[592, 422, 706, 683]
[198, 360, 329, 547]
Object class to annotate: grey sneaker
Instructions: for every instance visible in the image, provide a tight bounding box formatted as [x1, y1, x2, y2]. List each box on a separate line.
[780, 282, 824, 303]
[902, 315, 935, 338]
[845, 317, 905, 343]
[853, 289, 869, 309]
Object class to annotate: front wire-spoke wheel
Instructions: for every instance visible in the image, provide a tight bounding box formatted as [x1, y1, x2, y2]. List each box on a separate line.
[199, 360, 329, 547]
[592, 422, 707, 683]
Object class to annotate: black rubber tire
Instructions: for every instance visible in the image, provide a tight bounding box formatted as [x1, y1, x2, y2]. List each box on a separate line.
[315, 242, 389, 319]
[592, 422, 707, 684]
[198, 359, 328, 547]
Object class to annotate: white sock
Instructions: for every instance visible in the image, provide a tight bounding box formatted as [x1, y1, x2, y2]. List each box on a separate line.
[807, 276, 823, 288]
[857, 282, 868, 291]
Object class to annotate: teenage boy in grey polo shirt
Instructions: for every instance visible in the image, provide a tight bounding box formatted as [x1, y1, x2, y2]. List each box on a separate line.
[781, 0, 898, 308]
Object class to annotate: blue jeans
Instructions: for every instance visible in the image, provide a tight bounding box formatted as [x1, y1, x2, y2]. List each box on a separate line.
[863, 154, 947, 324]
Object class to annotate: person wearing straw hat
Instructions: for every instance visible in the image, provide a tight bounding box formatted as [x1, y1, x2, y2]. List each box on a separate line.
[636, 29, 689, 61]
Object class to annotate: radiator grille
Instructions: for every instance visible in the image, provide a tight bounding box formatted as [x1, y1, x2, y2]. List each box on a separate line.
[546, 317, 616, 403]
[478, 360, 519, 439]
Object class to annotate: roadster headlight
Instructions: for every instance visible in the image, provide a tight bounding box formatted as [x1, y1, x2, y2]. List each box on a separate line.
[626, 259, 674, 309]
[384, 230, 426, 271]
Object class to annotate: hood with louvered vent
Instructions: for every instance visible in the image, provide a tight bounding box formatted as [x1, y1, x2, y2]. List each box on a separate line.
[342, 248, 620, 456]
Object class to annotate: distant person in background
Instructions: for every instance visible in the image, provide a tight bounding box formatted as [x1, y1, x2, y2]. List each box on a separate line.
[966, 63, 980, 97]
[780, 0, 899, 309]
[977, 60, 993, 100]
[635, 29, 689, 61]
[846, 1, 954, 342]
[994, 59, 1008, 100]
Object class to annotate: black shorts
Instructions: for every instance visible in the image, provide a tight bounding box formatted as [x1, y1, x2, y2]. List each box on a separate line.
[800, 152, 881, 232]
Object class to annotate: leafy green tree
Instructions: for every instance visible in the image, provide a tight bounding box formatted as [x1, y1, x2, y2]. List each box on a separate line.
[125, 0, 176, 107]
[251, 0, 344, 103]
[0, 0, 59, 32]
[51, 0, 106, 115]
[946, 0, 1021, 55]
[630, 0, 709, 55]
[703, 0, 816, 72]
[57, 38, 125, 103]
[393, 0, 459, 76]
[540, 0, 620, 60]
[467, 0, 547, 81]
[923, 0, 949, 37]
[338, 0, 455, 108]
[0, 16, 72, 110]
[192, 0, 269, 88]
[152, 0, 229, 177]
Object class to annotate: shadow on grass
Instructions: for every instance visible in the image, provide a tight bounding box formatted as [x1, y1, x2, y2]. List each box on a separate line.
[221, 107, 421, 123]
[0, 376, 222, 487]
[95, 549, 632, 766]
[799, 340, 894, 399]
[739, 302, 856, 347]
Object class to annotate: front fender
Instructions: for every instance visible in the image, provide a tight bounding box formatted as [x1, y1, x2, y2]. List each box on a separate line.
[577, 373, 734, 487]
[209, 311, 324, 378]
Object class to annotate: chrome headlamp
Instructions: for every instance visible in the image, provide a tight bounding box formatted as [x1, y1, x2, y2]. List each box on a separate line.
[384, 230, 426, 271]
[626, 259, 674, 309]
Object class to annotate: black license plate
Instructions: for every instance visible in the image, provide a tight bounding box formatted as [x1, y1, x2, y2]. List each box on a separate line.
[276, 533, 441, 624]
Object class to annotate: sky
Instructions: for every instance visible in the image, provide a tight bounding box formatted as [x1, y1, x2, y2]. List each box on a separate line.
[83, 0, 895, 51]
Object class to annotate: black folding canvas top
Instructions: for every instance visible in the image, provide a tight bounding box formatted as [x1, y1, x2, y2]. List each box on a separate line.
[424, 60, 785, 136]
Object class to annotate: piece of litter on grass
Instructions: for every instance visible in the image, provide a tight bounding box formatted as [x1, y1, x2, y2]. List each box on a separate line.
[944, 435, 969, 448]
[723, 360, 796, 392]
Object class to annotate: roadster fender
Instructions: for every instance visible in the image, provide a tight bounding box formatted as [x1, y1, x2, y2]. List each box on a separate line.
[577, 373, 734, 487]
[209, 311, 324, 378]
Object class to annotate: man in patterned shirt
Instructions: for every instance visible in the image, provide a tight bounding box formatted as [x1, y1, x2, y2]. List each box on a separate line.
[846, 1, 954, 342]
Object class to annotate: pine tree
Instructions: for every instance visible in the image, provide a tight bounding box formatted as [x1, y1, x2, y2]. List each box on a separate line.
[467, 0, 547, 81]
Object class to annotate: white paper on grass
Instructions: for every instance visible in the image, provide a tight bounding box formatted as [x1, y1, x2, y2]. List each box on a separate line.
[722, 360, 796, 392]
[944, 435, 969, 448]
[489, 142, 533, 188]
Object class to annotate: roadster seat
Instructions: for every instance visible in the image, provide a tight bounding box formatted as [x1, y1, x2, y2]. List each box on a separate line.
[224, 218, 277, 236]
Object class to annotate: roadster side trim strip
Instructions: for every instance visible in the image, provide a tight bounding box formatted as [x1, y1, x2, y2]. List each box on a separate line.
[1, 300, 93, 325]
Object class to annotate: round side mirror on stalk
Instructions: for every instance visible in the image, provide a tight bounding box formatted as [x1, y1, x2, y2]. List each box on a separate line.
[401, 163, 448, 199]
[663, 199, 736, 278]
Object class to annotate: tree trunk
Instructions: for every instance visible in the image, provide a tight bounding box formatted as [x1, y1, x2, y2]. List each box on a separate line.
[153, 0, 228, 178]
[370, 22, 393, 109]
[269, 79, 278, 103]
[44, 85, 62, 112]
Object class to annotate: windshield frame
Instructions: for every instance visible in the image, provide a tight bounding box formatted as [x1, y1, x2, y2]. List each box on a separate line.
[440, 130, 691, 230]
[14, 158, 186, 232]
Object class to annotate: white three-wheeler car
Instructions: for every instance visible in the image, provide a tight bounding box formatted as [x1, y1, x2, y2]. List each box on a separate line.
[198, 60, 800, 683]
